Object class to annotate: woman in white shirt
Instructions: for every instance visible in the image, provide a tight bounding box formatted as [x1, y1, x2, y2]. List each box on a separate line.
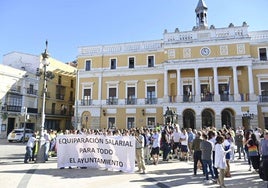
[214, 135, 231, 188]
[223, 133, 232, 177]
[179, 128, 189, 161]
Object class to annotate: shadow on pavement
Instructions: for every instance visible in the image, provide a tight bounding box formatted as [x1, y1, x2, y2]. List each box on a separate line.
[130, 161, 267, 188]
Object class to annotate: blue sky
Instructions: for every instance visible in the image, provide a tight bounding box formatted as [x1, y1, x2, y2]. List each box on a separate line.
[0, 0, 267, 63]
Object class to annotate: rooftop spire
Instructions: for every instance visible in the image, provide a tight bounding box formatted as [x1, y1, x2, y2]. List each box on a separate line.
[195, 0, 208, 30]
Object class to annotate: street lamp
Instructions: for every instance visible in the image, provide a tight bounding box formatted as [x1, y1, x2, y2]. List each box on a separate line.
[242, 110, 254, 130]
[22, 107, 29, 143]
[35, 40, 52, 163]
[73, 100, 81, 130]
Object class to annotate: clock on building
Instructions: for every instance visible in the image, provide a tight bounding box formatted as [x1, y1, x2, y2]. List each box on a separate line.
[200, 47, 211, 56]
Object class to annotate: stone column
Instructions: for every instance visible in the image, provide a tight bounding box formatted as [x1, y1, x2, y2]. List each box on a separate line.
[247, 65, 257, 101]
[163, 69, 169, 102]
[98, 75, 102, 104]
[195, 68, 201, 102]
[176, 69, 182, 102]
[213, 67, 220, 101]
[232, 66, 240, 101]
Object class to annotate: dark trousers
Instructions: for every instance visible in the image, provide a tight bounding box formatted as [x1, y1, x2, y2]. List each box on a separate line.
[193, 151, 203, 175]
[261, 158, 268, 181]
[250, 155, 260, 169]
[31, 144, 36, 161]
[162, 143, 171, 160]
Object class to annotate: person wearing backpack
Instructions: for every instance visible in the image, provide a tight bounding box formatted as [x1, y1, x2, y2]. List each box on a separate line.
[247, 133, 260, 172]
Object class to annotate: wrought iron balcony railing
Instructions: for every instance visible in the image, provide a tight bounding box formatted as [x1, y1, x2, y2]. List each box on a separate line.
[106, 98, 118, 105]
[81, 99, 92, 106]
[145, 98, 157, 104]
[125, 98, 137, 105]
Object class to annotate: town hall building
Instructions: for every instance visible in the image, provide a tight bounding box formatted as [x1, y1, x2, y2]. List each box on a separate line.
[75, 0, 268, 131]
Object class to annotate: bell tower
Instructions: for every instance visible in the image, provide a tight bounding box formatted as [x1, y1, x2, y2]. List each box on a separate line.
[195, 0, 208, 30]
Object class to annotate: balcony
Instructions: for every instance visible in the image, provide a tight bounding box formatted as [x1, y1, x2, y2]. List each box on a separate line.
[41, 108, 74, 116]
[183, 95, 194, 102]
[56, 94, 65, 100]
[145, 98, 157, 104]
[106, 97, 118, 105]
[220, 94, 234, 101]
[7, 105, 21, 112]
[26, 88, 38, 95]
[201, 93, 214, 102]
[125, 98, 137, 105]
[81, 99, 92, 106]
[259, 95, 268, 102]
[181, 94, 236, 102]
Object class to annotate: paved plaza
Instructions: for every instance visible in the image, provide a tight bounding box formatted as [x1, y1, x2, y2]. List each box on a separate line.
[0, 139, 267, 188]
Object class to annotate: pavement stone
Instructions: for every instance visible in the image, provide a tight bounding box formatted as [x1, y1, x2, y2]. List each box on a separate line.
[0, 139, 267, 188]
[1, 157, 268, 188]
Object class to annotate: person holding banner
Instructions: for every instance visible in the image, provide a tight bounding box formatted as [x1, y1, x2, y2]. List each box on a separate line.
[135, 129, 146, 174]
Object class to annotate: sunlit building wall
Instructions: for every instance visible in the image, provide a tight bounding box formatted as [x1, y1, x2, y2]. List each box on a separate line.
[76, 0, 268, 131]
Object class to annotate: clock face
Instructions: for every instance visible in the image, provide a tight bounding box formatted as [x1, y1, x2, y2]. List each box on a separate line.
[200, 47, 211, 56]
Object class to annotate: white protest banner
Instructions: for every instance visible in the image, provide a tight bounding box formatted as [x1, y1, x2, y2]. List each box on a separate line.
[56, 134, 135, 173]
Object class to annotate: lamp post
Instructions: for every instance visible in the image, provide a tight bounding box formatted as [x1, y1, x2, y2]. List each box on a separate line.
[74, 100, 81, 130]
[36, 41, 50, 163]
[242, 110, 254, 130]
[22, 107, 28, 143]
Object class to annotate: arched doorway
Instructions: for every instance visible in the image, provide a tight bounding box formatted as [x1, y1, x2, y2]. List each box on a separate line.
[201, 109, 215, 128]
[221, 109, 235, 129]
[183, 109, 196, 129]
[81, 111, 91, 129]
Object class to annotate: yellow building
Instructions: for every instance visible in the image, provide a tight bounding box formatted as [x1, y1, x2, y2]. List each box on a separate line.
[1, 50, 77, 138]
[76, 0, 268, 131]
[37, 57, 76, 131]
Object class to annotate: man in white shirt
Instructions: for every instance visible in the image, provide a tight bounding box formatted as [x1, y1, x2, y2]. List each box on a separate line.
[150, 129, 161, 165]
[171, 125, 181, 159]
[254, 128, 261, 142]
[24, 134, 37, 163]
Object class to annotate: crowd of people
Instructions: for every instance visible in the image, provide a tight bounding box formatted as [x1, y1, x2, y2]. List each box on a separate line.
[24, 129, 57, 163]
[133, 124, 268, 187]
[23, 124, 268, 187]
